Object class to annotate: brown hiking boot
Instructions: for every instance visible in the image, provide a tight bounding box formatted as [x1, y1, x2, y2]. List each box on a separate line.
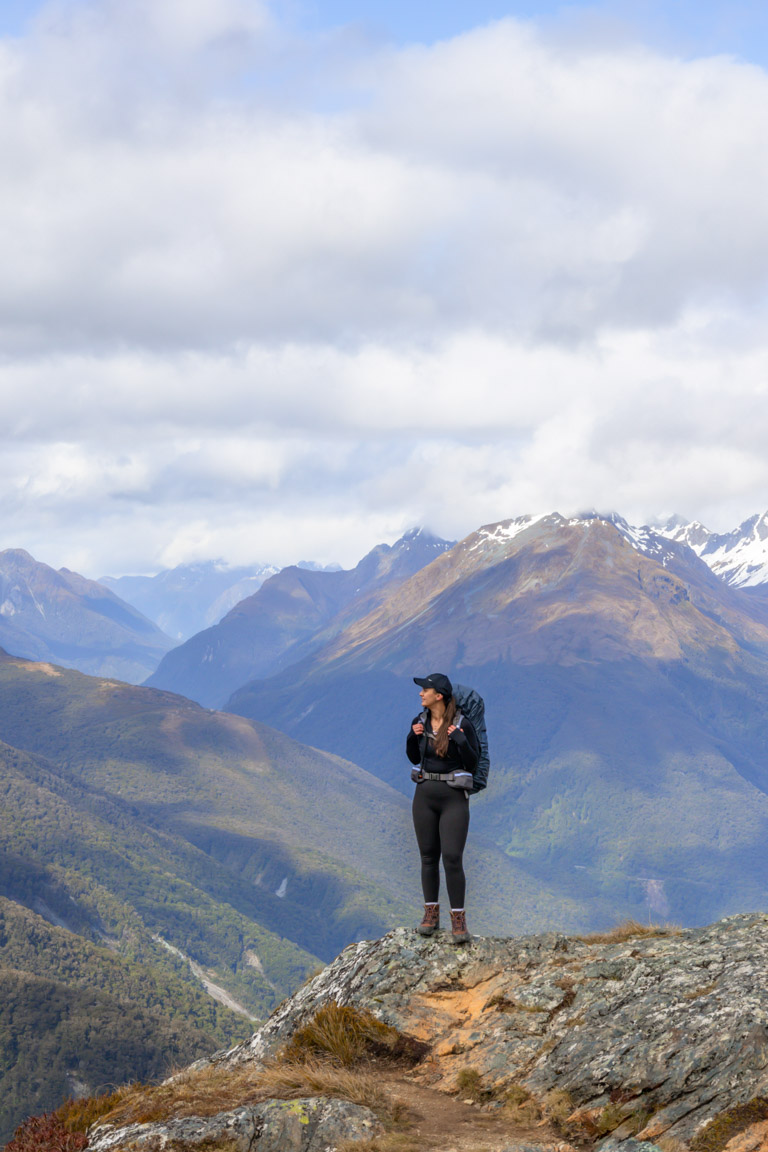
[450, 909, 471, 944]
[417, 903, 440, 936]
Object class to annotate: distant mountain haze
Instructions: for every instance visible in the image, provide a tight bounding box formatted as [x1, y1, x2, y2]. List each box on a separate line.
[100, 559, 282, 641]
[145, 528, 455, 707]
[0, 548, 174, 681]
[227, 512, 768, 928]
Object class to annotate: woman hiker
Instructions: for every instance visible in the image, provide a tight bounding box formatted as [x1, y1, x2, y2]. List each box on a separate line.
[406, 672, 480, 944]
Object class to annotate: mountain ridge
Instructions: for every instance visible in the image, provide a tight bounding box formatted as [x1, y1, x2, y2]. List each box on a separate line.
[145, 528, 455, 707]
[0, 548, 174, 682]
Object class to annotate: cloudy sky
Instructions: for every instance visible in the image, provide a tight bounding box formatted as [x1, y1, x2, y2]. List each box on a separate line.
[3, 0, 768, 576]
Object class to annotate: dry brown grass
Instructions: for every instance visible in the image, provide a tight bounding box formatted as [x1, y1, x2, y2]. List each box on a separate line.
[576, 919, 683, 944]
[504, 1084, 543, 1125]
[83, 1003, 426, 1141]
[53, 1088, 142, 1134]
[335, 1135, 421, 1152]
[656, 1136, 692, 1152]
[541, 1088, 574, 1127]
[282, 1002, 427, 1068]
[454, 1068, 485, 1103]
[89, 1058, 396, 1130]
[483, 992, 548, 1014]
[683, 981, 719, 1000]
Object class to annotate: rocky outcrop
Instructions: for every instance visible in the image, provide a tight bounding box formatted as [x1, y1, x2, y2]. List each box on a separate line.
[88, 1096, 381, 1151]
[214, 914, 768, 1147]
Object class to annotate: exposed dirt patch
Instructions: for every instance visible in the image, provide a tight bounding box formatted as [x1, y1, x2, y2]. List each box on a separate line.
[380, 1074, 571, 1152]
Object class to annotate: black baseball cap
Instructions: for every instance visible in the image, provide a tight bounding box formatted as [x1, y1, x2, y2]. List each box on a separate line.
[413, 672, 453, 699]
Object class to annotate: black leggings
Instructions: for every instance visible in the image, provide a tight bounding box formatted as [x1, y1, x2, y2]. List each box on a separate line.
[412, 779, 470, 908]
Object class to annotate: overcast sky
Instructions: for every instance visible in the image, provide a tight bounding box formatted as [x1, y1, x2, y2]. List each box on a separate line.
[3, 0, 768, 575]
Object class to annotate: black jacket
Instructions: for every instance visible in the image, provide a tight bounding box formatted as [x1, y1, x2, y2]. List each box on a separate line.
[406, 712, 480, 777]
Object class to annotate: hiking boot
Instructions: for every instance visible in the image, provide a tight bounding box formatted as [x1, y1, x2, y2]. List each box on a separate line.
[417, 903, 440, 936]
[450, 909, 471, 944]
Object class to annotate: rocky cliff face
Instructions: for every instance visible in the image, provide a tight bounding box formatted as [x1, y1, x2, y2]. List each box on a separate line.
[89, 914, 768, 1152]
[218, 913, 768, 1146]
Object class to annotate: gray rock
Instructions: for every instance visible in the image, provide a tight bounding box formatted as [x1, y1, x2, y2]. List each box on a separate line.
[88, 1096, 382, 1151]
[210, 914, 768, 1144]
[598, 1141, 665, 1152]
[500, 1145, 566, 1152]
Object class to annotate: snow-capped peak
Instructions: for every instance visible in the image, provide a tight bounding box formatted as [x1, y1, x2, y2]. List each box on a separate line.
[655, 512, 768, 587]
[468, 513, 548, 553]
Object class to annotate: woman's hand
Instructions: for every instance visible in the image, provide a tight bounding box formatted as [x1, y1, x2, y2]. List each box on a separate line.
[448, 725, 466, 744]
[412, 722, 425, 735]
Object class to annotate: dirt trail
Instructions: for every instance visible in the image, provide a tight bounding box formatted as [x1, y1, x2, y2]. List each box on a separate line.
[380, 1075, 567, 1152]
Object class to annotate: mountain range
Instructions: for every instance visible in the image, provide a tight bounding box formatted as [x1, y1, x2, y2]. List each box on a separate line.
[658, 510, 768, 587]
[8, 508, 768, 1137]
[220, 511, 768, 929]
[145, 528, 455, 707]
[0, 548, 173, 682]
[5, 512, 768, 696]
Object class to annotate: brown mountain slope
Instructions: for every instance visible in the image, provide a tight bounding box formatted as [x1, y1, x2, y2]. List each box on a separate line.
[227, 514, 768, 928]
[297, 514, 768, 671]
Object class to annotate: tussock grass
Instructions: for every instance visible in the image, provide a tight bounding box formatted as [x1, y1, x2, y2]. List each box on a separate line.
[657, 1137, 691, 1152]
[504, 1083, 543, 1125]
[55, 1087, 141, 1133]
[88, 1058, 395, 1129]
[78, 1002, 426, 1139]
[542, 1088, 574, 1126]
[483, 992, 548, 1014]
[454, 1068, 485, 1102]
[282, 1002, 428, 1068]
[683, 981, 719, 1000]
[576, 919, 683, 944]
[594, 1102, 628, 1136]
[335, 1136, 421, 1152]
[3, 1113, 88, 1152]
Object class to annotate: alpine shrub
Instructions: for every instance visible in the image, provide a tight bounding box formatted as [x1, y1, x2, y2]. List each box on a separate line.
[4, 1113, 88, 1152]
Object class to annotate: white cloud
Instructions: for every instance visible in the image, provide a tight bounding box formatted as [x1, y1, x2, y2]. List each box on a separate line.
[2, 2, 768, 574]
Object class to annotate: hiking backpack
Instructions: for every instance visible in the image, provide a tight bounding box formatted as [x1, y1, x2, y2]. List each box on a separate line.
[453, 684, 490, 793]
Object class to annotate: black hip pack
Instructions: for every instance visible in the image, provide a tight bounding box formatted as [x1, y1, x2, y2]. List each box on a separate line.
[410, 768, 474, 794]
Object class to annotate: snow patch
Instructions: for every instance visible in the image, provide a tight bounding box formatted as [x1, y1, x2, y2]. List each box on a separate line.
[468, 513, 547, 553]
[275, 876, 288, 898]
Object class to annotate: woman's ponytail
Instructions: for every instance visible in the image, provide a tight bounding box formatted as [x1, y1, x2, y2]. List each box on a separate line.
[433, 696, 457, 758]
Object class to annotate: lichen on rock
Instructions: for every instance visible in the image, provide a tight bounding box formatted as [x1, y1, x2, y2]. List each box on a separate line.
[87, 1096, 381, 1151]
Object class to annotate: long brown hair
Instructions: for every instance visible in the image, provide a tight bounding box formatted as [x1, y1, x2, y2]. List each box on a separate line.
[431, 696, 457, 758]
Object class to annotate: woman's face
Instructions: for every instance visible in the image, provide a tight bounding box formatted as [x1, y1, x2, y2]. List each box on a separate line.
[419, 687, 443, 710]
